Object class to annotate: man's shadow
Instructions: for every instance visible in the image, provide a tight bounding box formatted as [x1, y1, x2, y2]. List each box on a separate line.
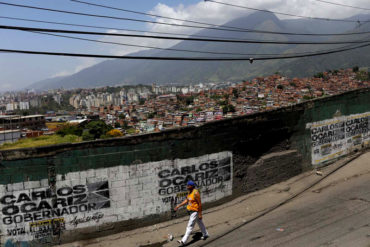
[184, 232, 203, 246]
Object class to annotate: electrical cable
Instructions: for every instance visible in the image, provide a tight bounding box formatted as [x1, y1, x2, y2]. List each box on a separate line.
[28, 31, 278, 56]
[30, 31, 360, 57]
[70, 0, 370, 34]
[0, 16, 249, 40]
[28, 32, 358, 56]
[70, 0, 247, 31]
[0, 1, 292, 34]
[1, 15, 370, 38]
[312, 0, 370, 11]
[2, 25, 370, 45]
[204, 0, 369, 23]
[0, 42, 369, 61]
[0, 1, 368, 36]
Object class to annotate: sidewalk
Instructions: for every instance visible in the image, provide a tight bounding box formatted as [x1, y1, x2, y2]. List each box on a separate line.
[61, 151, 369, 247]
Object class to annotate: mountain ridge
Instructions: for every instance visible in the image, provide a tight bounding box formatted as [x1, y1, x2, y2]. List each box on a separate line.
[28, 12, 370, 90]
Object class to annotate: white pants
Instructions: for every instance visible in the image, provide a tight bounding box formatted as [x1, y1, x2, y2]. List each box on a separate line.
[181, 211, 208, 243]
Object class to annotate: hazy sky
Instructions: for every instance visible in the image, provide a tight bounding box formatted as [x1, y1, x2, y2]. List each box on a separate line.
[0, 0, 368, 91]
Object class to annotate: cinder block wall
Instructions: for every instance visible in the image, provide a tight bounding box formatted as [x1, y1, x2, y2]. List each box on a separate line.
[1, 88, 370, 247]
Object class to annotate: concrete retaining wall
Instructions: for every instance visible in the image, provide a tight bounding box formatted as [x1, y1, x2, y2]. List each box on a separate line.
[1, 88, 370, 246]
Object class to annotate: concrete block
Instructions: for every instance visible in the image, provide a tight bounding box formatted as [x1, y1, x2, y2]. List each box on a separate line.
[111, 180, 125, 188]
[110, 188, 125, 200]
[65, 172, 80, 180]
[101, 208, 114, 217]
[129, 184, 142, 193]
[40, 179, 49, 187]
[71, 178, 86, 186]
[127, 178, 139, 186]
[117, 213, 130, 221]
[108, 166, 120, 176]
[126, 190, 139, 200]
[131, 198, 144, 206]
[138, 177, 154, 185]
[24, 181, 41, 190]
[100, 214, 118, 224]
[208, 152, 219, 161]
[113, 207, 125, 216]
[86, 177, 104, 184]
[79, 170, 88, 179]
[143, 182, 157, 190]
[115, 199, 129, 208]
[95, 168, 108, 178]
[122, 172, 130, 180]
[119, 165, 129, 173]
[143, 197, 154, 204]
[56, 180, 72, 188]
[142, 190, 153, 198]
[56, 174, 63, 181]
[0, 185, 6, 194]
[8, 182, 24, 192]
[86, 169, 95, 178]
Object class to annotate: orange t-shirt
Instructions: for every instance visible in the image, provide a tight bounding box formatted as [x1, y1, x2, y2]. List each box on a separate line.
[186, 189, 200, 212]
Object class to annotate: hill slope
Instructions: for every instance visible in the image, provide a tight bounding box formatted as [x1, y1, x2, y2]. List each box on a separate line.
[29, 12, 370, 90]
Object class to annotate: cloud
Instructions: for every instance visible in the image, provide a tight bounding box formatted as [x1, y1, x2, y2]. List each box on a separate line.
[100, 0, 369, 56]
[52, 58, 98, 78]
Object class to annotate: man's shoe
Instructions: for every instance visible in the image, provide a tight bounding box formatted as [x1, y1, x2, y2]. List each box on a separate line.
[201, 235, 209, 240]
[177, 240, 185, 246]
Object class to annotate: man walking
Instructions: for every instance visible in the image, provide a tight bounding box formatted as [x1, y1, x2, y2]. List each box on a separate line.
[174, 180, 209, 246]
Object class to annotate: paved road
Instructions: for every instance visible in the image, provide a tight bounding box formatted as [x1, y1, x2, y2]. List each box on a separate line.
[206, 163, 370, 247]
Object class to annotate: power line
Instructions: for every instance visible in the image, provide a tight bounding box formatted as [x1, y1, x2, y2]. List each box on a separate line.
[70, 0, 247, 31]
[31, 31, 360, 57]
[312, 0, 370, 11]
[1, 16, 370, 39]
[28, 31, 276, 56]
[0, 42, 369, 61]
[0, 16, 246, 40]
[2, 25, 370, 45]
[0, 1, 368, 36]
[205, 0, 369, 23]
[0, 1, 290, 35]
[71, 0, 370, 34]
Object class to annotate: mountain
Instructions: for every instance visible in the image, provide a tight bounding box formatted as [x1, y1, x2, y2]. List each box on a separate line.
[27, 75, 68, 90]
[29, 12, 370, 90]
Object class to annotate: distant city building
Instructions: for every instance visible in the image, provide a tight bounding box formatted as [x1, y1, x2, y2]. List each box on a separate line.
[0, 115, 46, 130]
[53, 94, 62, 105]
[6, 103, 17, 111]
[19, 102, 30, 110]
[0, 130, 21, 145]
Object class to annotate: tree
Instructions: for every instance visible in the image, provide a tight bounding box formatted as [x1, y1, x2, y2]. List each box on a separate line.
[57, 124, 83, 137]
[84, 120, 113, 139]
[106, 129, 123, 137]
[185, 96, 194, 105]
[222, 104, 235, 114]
[228, 104, 236, 113]
[114, 122, 121, 128]
[232, 88, 239, 98]
[126, 128, 136, 135]
[148, 112, 156, 119]
[277, 85, 284, 90]
[353, 66, 359, 72]
[314, 72, 324, 78]
[82, 131, 94, 141]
